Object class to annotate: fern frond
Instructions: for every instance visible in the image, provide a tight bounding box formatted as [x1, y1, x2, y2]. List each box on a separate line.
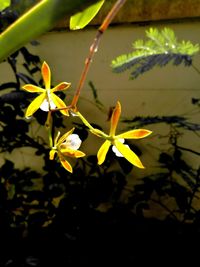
[111, 28, 199, 79]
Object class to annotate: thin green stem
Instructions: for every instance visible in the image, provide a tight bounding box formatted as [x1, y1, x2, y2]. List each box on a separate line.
[75, 111, 108, 138]
[45, 111, 53, 147]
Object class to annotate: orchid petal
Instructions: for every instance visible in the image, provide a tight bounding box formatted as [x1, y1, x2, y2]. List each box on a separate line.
[22, 84, 45, 93]
[112, 144, 129, 157]
[109, 101, 121, 136]
[114, 140, 145, 169]
[42, 61, 51, 89]
[50, 93, 69, 116]
[59, 155, 73, 173]
[117, 129, 152, 139]
[49, 149, 57, 160]
[71, 150, 85, 158]
[61, 150, 85, 158]
[51, 82, 71, 92]
[57, 128, 75, 146]
[97, 140, 111, 165]
[25, 93, 46, 117]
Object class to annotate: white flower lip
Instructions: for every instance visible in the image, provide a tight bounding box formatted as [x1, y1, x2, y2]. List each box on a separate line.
[40, 97, 56, 112]
[61, 134, 82, 150]
[112, 138, 129, 158]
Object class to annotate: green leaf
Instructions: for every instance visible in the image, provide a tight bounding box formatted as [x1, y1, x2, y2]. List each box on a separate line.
[0, 0, 11, 11]
[0, 0, 101, 62]
[70, 0, 104, 30]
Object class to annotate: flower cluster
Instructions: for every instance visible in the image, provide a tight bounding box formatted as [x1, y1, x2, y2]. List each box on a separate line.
[23, 61, 152, 172]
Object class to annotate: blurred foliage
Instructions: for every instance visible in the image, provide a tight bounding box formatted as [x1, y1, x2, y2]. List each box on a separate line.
[0, 0, 11, 12]
[112, 28, 199, 79]
[0, 0, 105, 62]
[0, 0, 40, 32]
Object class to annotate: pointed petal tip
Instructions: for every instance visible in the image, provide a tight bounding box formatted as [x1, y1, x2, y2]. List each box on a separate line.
[145, 130, 153, 135]
[61, 109, 70, 116]
[143, 129, 153, 137]
[60, 158, 73, 173]
[116, 100, 121, 108]
[97, 161, 102, 165]
[117, 129, 153, 139]
[114, 140, 146, 169]
[110, 101, 121, 136]
[42, 61, 48, 67]
[42, 61, 51, 89]
[97, 157, 104, 165]
[137, 162, 145, 169]
[25, 115, 32, 120]
[22, 84, 31, 90]
[52, 82, 71, 92]
[115, 101, 121, 112]
[68, 168, 73, 173]
[76, 151, 86, 158]
[25, 110, 33, 118]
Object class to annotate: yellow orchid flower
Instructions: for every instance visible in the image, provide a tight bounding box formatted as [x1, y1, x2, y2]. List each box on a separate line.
[49, 128, 85, 173]
[92, 101, 152, 168]
[22, 61, 71, 118]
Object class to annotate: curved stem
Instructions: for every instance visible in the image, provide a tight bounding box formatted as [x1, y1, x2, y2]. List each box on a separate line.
[75, 111, 95, 130]
[74, 110, 108, 138]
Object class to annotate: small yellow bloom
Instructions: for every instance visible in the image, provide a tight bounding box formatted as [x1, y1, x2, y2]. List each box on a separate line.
[22, 61, 71, 118]
[91, 101, 152, 168]
[49, 128, 85, 173]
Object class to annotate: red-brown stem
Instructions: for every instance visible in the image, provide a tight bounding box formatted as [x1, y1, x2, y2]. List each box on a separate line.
[99, 0, 127, 32]
[70, 0, 127, 110]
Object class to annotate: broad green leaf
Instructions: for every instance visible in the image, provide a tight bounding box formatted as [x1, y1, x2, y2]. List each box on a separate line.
[0, 0, 11, 11]
[70, 0, 104, 30]
[0, 0, 101, 62]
